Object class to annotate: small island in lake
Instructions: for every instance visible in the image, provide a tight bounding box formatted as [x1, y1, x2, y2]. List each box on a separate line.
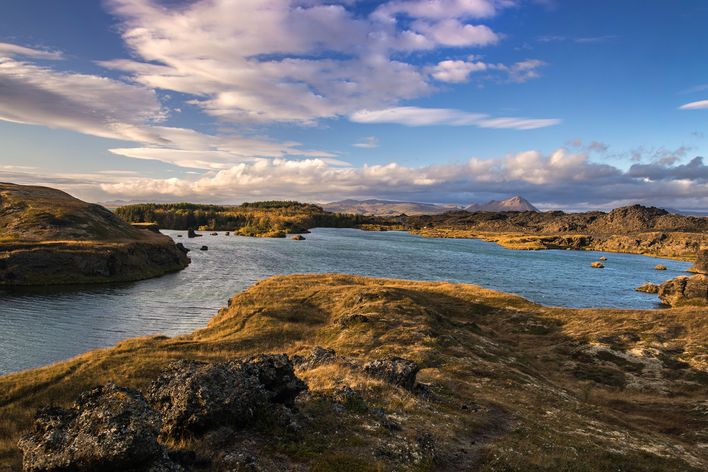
[0, 183, 190, 286]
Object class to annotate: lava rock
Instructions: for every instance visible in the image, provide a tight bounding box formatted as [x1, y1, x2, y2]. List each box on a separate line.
[147, 355, 306, 439]
[294, 346, 336, 370]
[655, 264, 667, 270]
[18, 383, 177, 472]
[591, 261, 604, 268]
[689, 249, 707, 274]
[337, 313, 371, 327]
[364, 357, 419, 391]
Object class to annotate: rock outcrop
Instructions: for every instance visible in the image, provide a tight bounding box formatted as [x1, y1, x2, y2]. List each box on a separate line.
[364, 357, 419, 391]
[635, 282, 660, 294]
[18, 383, 178, 472]
[0, 183, 189, 285]
[658, 274, 708, 307]
[147, 355, 306, 439]
[689, 249, 707, 274]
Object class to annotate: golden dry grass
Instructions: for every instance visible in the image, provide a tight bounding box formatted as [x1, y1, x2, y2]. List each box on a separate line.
[1, 274, 706, 471]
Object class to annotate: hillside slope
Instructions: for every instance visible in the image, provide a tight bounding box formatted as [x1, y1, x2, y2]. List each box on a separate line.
[1, 274, 706, 471]
[0, 183, 189, 285]
[322, 199, 458, 216]
[465, 195, 539, 212]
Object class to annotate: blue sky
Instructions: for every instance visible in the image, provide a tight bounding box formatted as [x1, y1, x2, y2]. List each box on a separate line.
[0, 0, 706, 209]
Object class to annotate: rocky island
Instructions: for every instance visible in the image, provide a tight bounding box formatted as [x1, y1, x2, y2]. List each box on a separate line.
[1, 274, 706, 471]
[0, 183, 189, 285]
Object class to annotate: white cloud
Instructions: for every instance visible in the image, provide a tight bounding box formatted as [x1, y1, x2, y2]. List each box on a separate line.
[679, 100, 708, 110]
[94, 148, 707, 209]
[101, 0, 515, 125]
[353, 136, 380, 148]
[0, 56, 164, 142]
[0, 42, 63, 60]
[429, 57, 544, 83]
[350, 106, 560, 129]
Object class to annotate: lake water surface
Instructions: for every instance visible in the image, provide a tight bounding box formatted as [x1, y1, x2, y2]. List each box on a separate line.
[0, 228, 692, 374]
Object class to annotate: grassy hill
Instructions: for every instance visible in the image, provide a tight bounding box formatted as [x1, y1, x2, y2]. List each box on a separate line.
[0, 183, 189, 285]
[1, 274, 706, 470]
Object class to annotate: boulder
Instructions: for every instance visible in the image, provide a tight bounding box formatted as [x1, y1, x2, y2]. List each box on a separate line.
[635, 282, 659, 294]
[591, 262, 604, 268]
[294, 346, 336, 370]
[18, 383, 177, 472]
[658, 274, 708, 307]
[291, 235, 306, 240]
[655, 264, 667, 270]
[689, 249, 707, 274]
[147, 356, 306, 439]
[364, 357, 419, 391]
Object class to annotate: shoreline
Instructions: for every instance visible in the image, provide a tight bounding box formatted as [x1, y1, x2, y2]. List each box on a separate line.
[2, 273, 706, 471]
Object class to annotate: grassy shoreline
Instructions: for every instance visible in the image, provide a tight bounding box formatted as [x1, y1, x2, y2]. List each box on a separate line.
[2, 274, 706, 470]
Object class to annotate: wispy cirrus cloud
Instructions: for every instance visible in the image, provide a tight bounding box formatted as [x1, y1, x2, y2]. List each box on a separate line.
[353, 136, 380, 149]
[679, 100, 708, 110]
[350, 106, 560, 129]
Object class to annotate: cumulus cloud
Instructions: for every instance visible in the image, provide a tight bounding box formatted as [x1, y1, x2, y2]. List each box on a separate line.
[679, 100, 708, 110]
[429, 57, 544, 83]
[94, 148, 708, 209]
[100, 0, 518, 124]
[350, 106, 560, 129]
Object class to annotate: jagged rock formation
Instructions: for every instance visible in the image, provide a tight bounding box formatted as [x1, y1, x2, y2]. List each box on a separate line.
[658, 274, 708, 306]
[689, 249, 708, 274]
[0, 183, 189, 285]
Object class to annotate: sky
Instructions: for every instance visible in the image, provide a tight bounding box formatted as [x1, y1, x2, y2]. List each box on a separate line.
[0, 0, 707, 210]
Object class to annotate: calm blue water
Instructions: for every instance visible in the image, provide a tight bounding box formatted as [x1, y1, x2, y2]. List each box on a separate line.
[0, 228, 692, 374]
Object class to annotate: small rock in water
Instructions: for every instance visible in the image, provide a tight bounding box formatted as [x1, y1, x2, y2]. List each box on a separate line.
[291, 234, 305, 240]
[655, 264, 667, 270]
[187, 228, 201, 238]
[200, 246, 208, 251]
[210, 232, 218, 236]
[591, 261, 604, 268]
[635, 282, 659, 294]
[225, 231, 230, 236]
[599, 256, 607, 261]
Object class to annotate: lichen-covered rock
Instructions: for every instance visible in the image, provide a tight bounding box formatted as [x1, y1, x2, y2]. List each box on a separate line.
[18, 383, 175, 472]
[243, 354, 308, 406]
[293, 346, 336, 370]
[658, 274, 708, 307]
[364, 357, 419, 391]
[147, 355, 306, 439]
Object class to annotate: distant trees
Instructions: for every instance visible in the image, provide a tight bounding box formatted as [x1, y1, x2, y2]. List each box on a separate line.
[115, 201, 376, 235]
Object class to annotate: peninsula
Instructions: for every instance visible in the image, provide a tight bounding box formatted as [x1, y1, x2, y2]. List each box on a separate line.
[0, 183, 189, 285]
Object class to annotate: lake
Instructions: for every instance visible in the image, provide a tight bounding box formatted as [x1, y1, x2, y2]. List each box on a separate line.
[0, 228, 692, 374]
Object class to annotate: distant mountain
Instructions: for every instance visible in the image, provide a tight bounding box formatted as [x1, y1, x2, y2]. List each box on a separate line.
[322, 199, 459, 216]
[465, 196, 538, 213]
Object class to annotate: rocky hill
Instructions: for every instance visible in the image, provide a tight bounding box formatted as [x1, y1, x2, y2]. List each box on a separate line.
[465, 195, 538, 212]
[0, 183, 189, 285]
[402, 204, 708, 260]
[1, 274, 706, 471]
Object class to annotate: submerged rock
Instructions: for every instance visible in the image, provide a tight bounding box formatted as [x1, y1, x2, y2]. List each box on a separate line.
[200, 245, 208, 251]
[364, 357, 419, 391]
[18, 383, 177, 472]
[591, 261, 604, 268]
[658, 274, 707, 307]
